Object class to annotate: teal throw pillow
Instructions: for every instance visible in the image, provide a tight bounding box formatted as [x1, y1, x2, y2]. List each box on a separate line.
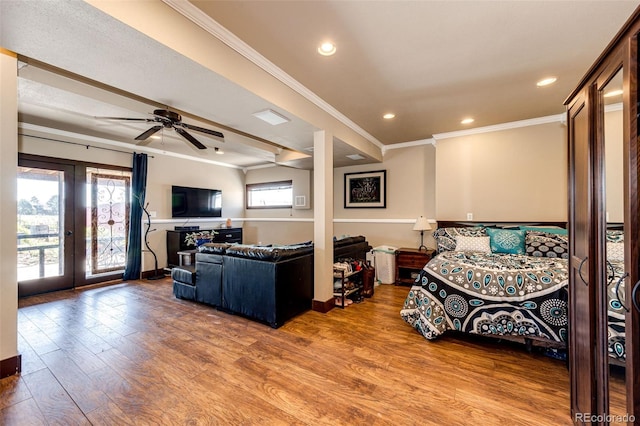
[486, 228, 526, 254]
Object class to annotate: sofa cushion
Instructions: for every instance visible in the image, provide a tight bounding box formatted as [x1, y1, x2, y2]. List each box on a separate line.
[334, 235, 366, 247]
[225, 244, 314, 262]
[173, 281, 196, 300]
[198, 242, 232, 254]
[171, 265, 196, 285]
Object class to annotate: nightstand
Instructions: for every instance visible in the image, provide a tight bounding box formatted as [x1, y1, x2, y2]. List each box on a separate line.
[395, 248, 435, 286]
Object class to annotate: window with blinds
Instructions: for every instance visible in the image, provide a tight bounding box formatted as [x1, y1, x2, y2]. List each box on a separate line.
[246, 180, 293, 209]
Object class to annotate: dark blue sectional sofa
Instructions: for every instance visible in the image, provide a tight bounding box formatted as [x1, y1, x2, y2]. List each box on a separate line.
[171, 236, 370, 328]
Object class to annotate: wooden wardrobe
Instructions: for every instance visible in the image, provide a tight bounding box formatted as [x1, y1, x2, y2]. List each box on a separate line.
[566, 6, 640, 425]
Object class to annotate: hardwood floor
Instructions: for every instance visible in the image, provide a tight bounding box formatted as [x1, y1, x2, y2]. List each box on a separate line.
[1, 278, 573, 425]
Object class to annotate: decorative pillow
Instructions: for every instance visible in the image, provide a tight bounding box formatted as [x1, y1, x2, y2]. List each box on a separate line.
[454, 236, 491, 253]
[606, 230, 624, 243]
[433, 227, 487, 252]
[607, 242, 624, 262]
[525, 231, 569, 259]
[486, 228, 525, 254]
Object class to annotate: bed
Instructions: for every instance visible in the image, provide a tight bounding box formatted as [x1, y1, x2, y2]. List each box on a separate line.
[606, 229, 627, 364]
[400, 223, 628, 360]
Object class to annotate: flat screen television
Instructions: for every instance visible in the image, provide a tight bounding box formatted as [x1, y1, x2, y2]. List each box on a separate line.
[171, 185, 222, 218]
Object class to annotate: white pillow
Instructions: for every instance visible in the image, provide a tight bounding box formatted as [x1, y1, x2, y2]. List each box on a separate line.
[607, 242, 624, 262]
[455, 236, 491, 253]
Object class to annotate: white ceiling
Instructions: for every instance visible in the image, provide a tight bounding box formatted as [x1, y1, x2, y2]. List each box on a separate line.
[1, 0, 638, 169]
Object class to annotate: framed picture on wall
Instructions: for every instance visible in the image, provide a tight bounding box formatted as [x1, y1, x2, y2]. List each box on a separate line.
[344, 170, 386, 208]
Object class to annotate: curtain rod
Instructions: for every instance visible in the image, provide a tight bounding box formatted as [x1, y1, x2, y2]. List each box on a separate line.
[18, 133, 155, 158]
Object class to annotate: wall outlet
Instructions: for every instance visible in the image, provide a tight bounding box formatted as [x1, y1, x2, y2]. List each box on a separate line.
[466, 213, 473, 220]
[149, 211, 157, 218]
[606, 211, 610, 221]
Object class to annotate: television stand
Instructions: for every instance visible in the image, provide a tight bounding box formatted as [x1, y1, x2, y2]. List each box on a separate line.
[166, 227, 243, 268]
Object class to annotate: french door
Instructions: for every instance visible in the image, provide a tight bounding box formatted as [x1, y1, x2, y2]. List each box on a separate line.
[17, 160, 75, 296]
[17, 154, 132, 297]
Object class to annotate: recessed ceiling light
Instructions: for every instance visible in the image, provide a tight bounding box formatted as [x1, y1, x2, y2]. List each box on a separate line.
[252, 109, 290, 125]
[604, 89, 623, 98]
[317, 41, 336, 56]
[461, 118, 474, 125]
[215, 147, 224, 155]
[383, 113, 395, 119]
[537, 77, 557, 87]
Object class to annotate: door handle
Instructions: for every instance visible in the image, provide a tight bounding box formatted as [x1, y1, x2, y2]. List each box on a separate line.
[578, 257, 588, 286]
[65, 230, 73, 236]
[614, 272, 629, 312]
[633, 280, 640, 313]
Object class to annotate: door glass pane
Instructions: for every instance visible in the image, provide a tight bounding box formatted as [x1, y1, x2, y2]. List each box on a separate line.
[86, 168, 131, 277]
[17, 167, 64, 280]
[602, 68, 627, 422]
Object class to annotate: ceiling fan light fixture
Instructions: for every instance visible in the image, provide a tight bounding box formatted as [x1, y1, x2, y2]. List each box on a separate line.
[252, 109, 290, 125]
[536, 77, 557, 87]
[604, 89, 623, 98]
[317, 41, 336, 56]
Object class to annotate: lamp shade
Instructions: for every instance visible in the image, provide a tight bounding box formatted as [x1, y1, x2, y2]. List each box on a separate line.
[413, 216, 432, 231]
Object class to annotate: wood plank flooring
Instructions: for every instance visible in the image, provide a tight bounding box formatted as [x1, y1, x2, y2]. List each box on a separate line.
[1, 278, 574, 425]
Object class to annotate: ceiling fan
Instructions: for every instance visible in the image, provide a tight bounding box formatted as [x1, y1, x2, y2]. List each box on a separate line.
[98, 109, 224, 150]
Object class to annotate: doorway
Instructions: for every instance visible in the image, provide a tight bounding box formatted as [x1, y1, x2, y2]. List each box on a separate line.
[17, 154, 131, 297]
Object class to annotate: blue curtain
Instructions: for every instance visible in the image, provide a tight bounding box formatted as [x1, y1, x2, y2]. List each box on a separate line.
[123, 152, 148, 280]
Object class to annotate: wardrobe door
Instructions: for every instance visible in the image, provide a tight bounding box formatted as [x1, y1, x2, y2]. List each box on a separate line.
[626, 32, 640, 424]
[599, 63, 628, 425]
[568, 88, 599, 423]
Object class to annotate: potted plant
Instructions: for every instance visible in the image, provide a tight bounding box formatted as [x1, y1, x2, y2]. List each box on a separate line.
[184, 230, 218, 247]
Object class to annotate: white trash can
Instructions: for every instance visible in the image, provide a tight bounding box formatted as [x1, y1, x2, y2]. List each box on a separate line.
[372, 246, 397, 284]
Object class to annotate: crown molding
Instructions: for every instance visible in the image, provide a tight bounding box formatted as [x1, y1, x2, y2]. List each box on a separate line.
[605, 102, 623, 113]
[162, 0, 384, 149]
[432, 113, 566, 141]
[383, 138, 435, 154]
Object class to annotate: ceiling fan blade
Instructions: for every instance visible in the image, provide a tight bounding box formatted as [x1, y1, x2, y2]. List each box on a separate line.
[175, 127, 207, 149]
[181, 123, 224, 139]
[95, 116, 155, 122]
[135, 125, 163, 140]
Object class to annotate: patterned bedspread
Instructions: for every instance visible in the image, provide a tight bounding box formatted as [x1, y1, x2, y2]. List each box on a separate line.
[607, 260, 626, 362]
[400, 251, 569, 344]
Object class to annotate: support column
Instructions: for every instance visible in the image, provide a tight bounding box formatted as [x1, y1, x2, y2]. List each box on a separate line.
[312, 130, 334, 312]
[0, 49, 21, 378]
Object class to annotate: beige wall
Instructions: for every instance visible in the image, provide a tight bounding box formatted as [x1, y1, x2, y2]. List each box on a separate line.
[238, 144, 439, 250]
[15, 119, 572, 274]
[1, 51, 18, 363]
[605, 108, 623, 223]
[244, 166, 313, 216]
[142, 154, 245, 270]
[334, 144, 437, 249]
[243, 166, 313, 245]
[435, 122, 568, 222]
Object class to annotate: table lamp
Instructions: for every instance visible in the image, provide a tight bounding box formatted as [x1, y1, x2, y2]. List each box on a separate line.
[413, 216, 432, 251]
